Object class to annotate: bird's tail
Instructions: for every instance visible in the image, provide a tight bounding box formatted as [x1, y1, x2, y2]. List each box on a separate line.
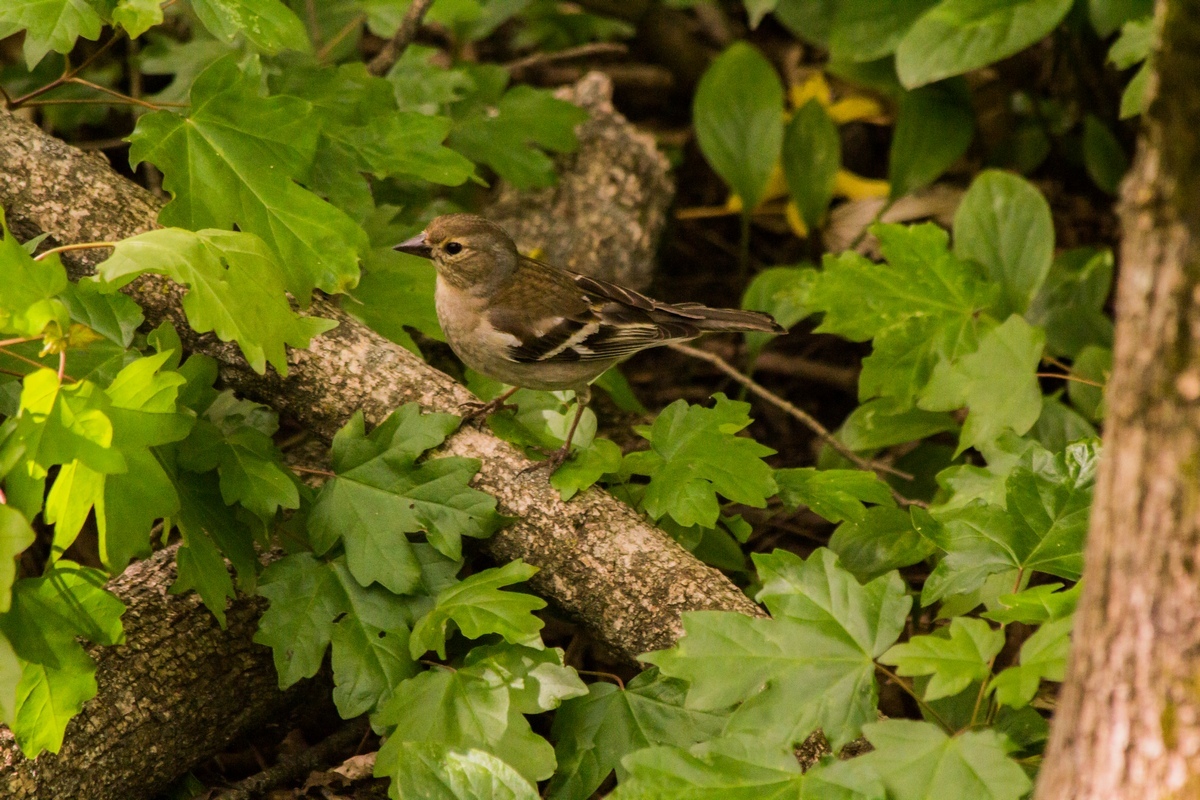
[666, 303, 787, 334]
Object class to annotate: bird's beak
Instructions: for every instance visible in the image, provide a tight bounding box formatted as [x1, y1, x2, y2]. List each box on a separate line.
[394, 231, 432, 259]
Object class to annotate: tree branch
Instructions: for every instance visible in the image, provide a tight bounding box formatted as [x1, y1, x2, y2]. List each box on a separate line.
[366, 0, 435, 77]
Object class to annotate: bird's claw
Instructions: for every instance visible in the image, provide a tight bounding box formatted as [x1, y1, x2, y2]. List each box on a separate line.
[519, 443, 573, 476]
[459, 397, 518, 425]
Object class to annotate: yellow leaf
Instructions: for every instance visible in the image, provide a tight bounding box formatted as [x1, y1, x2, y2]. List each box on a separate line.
[784, 201, 810, 238]
[789, 73, 832, 110]
[828, 96, 886, 124]
[835, 170, 890, 200]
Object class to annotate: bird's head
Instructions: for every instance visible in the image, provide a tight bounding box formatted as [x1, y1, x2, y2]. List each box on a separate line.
[394, 214, 520, 293]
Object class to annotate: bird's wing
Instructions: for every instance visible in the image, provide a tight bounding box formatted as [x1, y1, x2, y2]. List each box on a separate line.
[485, 256, 703, 364]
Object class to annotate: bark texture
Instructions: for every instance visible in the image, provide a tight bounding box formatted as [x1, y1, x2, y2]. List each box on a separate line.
[0, 76, 758, 795]
[1035, 2, 1200, 796]
[482, 72, 672, 290]
[0, 545, 327, 800]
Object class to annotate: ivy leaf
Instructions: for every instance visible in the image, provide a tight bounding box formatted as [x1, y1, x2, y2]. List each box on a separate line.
[953, 169, 1055, 316]
[858, 720, 1031, 800]
[989, 615, 1073, 707]
[1027, 247, 1114, 359]
[919, 315, 1045, 456]
[644, 549, 910, 750]
[879, 617, 1005, 701]
[782, 99, 840, 232]
[740, 266, 815, 358]
[829, 506, 937, 583]
[0, 562, 124, 757]
[448, 66, 588, 189]
[693, 42, 784, 210]
[129, 56, 367, 300]
[546, 669, 727, 800]
[382, 743, 539, 800]
[775, 467, 895, 523]
[0, 0, 105, 67]
[308, 406, 502, 594]
[113, 0, 163, 38]
[624, 394, 777, 529]
[375, 660, 557, 784]
[983, 582, 1079, 624]
[810, 223, 998, 408]
[0, 208, 69, 339]
[612, 735, 885, 800]
[58, 280, 144, 348]
[410, 561, 546, 659]
[254, 553, 347, 687]
[888, 80, 974, 199]
[96, 228, 336, 375]
[190, 0, 310, 53]
[896, 0, 1074, 88]
[0, 506, 36, 614]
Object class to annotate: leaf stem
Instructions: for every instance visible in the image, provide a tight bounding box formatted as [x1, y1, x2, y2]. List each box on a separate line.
[876, 663, 954, 733]
[667, 342, 925, 507]
[0, 486, 6, 505]
[738, 212, 751, 281]
[0, 345, 75, 381]
[33, 241, 118, 261]
[7, 33, 125, 108]
[58, 350, 67, 382]
[315, 12, 368, 64]
[1035, 371, 1105, 388]
[575, 668, 625, 690]
[0, 336, 38, 348]
[291, 465, 337, 478]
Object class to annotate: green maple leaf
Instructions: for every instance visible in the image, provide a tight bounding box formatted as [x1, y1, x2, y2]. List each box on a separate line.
[374, 657, 557, 784]
[990, 615, 1073, 708]
[96, 228, 336, 375]
[924, 441, 1097, 604]
[254, 553, 347, 687]
[920, 315, 1045, 455]
[0, 506, 36, 614]
[308, 406, 504, 594]
[0, 208, 69, 338]
[546, 669, 727, 800]
[128, 55, 368, 300]
[857, 720, 1031, 800]
[190, 0, 310, 53]
[0, 0, 106, 67]
[410, 561, 546, 659]
[58, 280, 144, 348]
[624, 394, 777, 528]
[879, 617, 1006, 701]
[775, 467, 895, 523]
[447, 64, 589, 188]
[644, 549, 910, 750]
[382, 743, 539, 800]
[983, 582, 1079, 624]
[0, 562, 124, 757]
[829, 506, 937, 583]
[612, 735, 884, 800]
[809, 223, 999, 411]
[112, 0, 162, 38]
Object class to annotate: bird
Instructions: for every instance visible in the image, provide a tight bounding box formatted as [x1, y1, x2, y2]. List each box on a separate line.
[394, 214, 785, 473]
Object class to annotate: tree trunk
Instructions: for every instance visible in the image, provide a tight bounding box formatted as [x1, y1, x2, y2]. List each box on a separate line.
[1036, 1, 1200, 795]
[0, 544, 329, 800]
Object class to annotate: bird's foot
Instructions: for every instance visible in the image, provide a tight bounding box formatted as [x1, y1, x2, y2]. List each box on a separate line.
[459, 396, 519, 425]
[519, 442, 574, 476]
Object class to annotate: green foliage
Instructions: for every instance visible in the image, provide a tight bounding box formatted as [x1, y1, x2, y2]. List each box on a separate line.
[880, 617, 1005, 700]
[693, 42, 784, 211]
[783, 99, 840, 232]
[888, 80, 974, 199]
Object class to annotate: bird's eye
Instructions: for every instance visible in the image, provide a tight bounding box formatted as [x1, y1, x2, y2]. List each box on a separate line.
[444, 241, 463, 255]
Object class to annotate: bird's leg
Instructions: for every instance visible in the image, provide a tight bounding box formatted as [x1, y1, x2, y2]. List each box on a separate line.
[459, 386, 520, 425]
[521, 388, 589, 475]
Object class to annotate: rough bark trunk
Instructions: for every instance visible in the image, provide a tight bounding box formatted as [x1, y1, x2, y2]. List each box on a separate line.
[1035, 1, 1200, 795]
[0, 75, 760, 796]
[0, 544, 328, 800]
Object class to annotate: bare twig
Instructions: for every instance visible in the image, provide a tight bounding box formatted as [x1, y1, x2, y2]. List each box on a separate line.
[668, 342, 927, 506]
[213, 718, 370, 800]
[7, 33, 124, 108]
[316, 12, 367, 64]
[33, 241, 117, 261]
[367, 0, 435, 76]
[504, 42, 628, 74]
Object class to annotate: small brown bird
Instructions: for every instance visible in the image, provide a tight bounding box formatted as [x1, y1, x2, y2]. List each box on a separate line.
[395, 214, 785, 472]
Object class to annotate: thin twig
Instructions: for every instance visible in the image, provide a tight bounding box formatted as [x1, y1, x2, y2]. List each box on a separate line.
[33, 241, 118, 261]
[575, 668, 626, 690]
[213, 717, 371, 800]
[367, 0, 434, 76]
[0, 337, 37, 348]
[668, 342, 926, 506]
[57, 350, 67, 382]
[291, 465, 336, 478]
[21, 97, 184, 108]
[68, 77, 165, 110]
[0, 346, 75, 382]
[7, 33, 124, 108]
[504, 42, 628, 74]
[876, 664, 954, 733]
[1036, 371, 1105, 388]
